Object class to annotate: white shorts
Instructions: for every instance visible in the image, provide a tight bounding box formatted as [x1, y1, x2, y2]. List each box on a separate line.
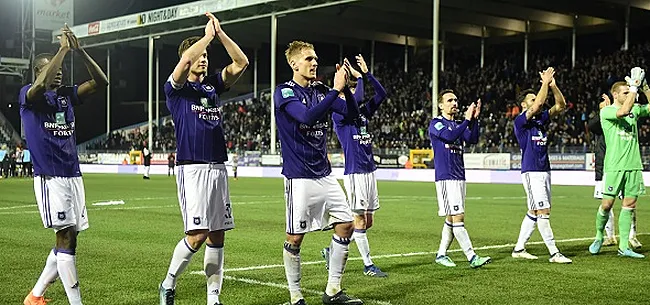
[177, 164, 234, 232]
[34, 175, 89, 232]
[522, 172, 551, 210]
[285, 175, 354, 234]
[594, 180, 603, 199]
[343, 172, 380, 215]
[435, 180, 466, 217]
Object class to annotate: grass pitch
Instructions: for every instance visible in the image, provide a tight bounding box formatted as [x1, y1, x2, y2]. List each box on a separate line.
[1, 174, 649, 305]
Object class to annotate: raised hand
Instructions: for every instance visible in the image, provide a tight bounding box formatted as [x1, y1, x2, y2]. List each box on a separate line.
[539, 67, 555, 85]
[333, 63, 348, 91]
[204, 12, 220, 38]
[64, 24, 80, 51]
[343, 58, 362, 79]
[599, 93, 611, 110]
[465, 102, 476, 121]
[626, 67, 645, 88]
[473, 99, 481, 119]
[206, 12, 222, 34]
[356, 54, 369, 74]
[57, 27, 71, 50]
[550, 77, 556, 88]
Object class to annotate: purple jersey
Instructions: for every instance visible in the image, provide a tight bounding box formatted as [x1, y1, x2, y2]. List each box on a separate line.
[332, 74, 387, 175]
[514, 110, 550, 172]
[333, 112, 374, 175]
[274, 80, 341, 179]
[19, 84, 81, 177]
[429, 117, 479, 181]
[165, 72, 228, 164]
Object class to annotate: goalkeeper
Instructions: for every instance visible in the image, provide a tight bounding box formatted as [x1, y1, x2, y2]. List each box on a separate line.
[589, 67, 649, 258]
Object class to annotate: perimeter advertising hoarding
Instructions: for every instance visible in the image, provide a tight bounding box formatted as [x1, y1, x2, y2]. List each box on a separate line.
[510, 153, 586, 170]
[34, 0, 74, 32]
[463, 153, 510, 170]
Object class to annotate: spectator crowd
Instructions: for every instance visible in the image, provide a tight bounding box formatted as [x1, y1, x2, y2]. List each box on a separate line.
[83, 40, 650, 155]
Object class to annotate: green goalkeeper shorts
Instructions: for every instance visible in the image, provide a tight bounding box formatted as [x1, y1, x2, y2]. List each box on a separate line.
[603, 170, 646, 199]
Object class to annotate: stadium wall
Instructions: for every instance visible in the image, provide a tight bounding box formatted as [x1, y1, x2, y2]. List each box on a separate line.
[79, 164, 646, 187]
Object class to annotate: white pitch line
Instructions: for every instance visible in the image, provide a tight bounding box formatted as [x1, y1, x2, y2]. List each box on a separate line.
[0, 200, 276, 216]
[191, 233, 642, 305]
[110, 197, 174, 201]
[0, 194, 566, 212]
[188, 233, 649, 274]
[0, 204, 35, 210]
[381, 195, 569, 200]
[222, 275, 392, 305]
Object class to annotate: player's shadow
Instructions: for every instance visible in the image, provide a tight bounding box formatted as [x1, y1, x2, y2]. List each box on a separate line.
[560, 242, 648, 257]
[356, 280, 420, 304]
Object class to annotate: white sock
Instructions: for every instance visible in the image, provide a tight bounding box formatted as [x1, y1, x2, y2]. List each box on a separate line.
[56, 252, 82, 305]
[452, 222, 476, 261]
[537, 214, 559, 255]
[33, 249, 58, 297]
[283, 242, 303, 304]
[437, 221, 454, 257]
[145, 166, 151, 177]
[605, 209, 615, 238]
[514, 213, 537, 252]
[326, 234, 350, 296]
[162, 238, 198, 289]
[352, 229, 373, 267]
[630, 209, 637, 237]
[205, 244, 224, 305]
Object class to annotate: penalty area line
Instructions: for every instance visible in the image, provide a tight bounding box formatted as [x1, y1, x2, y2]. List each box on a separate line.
[191, 233, 649, 274]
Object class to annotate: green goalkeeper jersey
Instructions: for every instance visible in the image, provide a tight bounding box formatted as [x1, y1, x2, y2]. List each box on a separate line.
[600, 103, 649, 172]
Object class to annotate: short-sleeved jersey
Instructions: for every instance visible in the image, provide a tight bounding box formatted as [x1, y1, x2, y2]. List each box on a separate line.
[274, 80, 332, 179]
[429, 117, 477, 181]
[514, 110, 551, 173]
[600, 104, 650, 172]
[19, 84, 81, 177]
[165, 73, 228, 163]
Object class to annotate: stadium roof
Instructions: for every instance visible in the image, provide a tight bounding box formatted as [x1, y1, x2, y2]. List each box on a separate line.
[63, 0, 650, 49]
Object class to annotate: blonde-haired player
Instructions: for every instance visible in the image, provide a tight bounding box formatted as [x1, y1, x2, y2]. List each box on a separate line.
[275, 40, 363, 305]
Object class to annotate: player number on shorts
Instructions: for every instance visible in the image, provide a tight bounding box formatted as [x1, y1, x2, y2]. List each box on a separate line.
[224, 203, 233, 219]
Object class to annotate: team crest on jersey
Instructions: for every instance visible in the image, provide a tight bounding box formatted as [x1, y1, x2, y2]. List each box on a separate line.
[360, 126, 367, 135]
[301, 98, 307, 105]
[58, 212, 66, 220]
[300, 221, 307, 229]
[202, 84, 214, 92]
[200, 97, 211, 108]
[58, 96, 68, 107]
[193, 217, 201, 225]
[629, 113, 635, 118]
[608, 186, 613, 191]
[317, 93, 325, 101]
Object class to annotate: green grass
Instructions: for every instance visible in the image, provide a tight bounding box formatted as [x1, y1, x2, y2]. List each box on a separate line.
[1, 174, 650, 305]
